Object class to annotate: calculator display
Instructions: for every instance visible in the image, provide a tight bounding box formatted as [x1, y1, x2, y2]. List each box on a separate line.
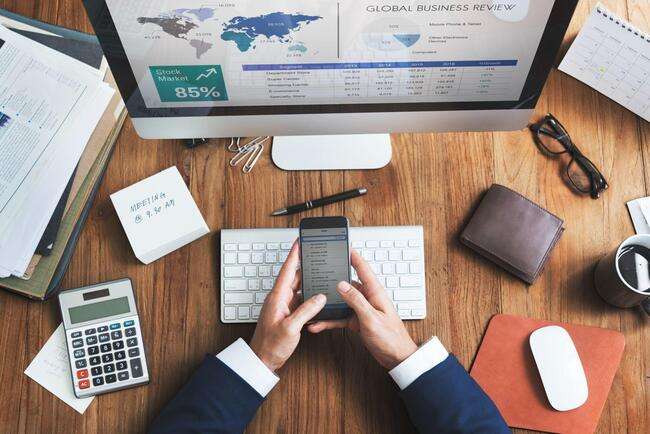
[68, 297, 131, 324]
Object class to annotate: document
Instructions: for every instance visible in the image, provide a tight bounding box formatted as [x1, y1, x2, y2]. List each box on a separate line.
[627, 198, 650, 235]
[24, 324, 95, 414]
[0, 25, 113, 278]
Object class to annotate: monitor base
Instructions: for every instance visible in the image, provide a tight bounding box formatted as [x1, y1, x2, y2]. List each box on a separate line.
[271, 134, 392, 171]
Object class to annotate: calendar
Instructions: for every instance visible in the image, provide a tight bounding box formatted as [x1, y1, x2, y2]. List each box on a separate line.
[559, 3, 649, 122]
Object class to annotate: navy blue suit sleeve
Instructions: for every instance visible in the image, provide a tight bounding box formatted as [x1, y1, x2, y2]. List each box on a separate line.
[400, 355, 510, 434]
[149, 355, 264, 434]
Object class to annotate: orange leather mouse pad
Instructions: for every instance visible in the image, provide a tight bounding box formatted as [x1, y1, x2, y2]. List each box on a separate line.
[470, 314, 625, 434]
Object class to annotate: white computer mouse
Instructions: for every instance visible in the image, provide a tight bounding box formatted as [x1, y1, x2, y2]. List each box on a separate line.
[529, 325, 589, 411]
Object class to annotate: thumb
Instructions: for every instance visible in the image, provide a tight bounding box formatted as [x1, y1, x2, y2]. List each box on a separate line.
[336, 281, 375, 321]
[286, 293, 327, 329]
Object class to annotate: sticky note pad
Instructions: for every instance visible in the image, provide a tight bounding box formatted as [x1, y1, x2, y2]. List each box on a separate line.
[110, 166, 209, 264]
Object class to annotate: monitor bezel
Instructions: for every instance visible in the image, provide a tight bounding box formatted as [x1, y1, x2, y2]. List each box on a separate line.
[83, 0, 578, 119]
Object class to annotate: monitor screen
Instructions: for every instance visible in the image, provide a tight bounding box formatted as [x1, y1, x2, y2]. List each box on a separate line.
[89, 0, 574, 117]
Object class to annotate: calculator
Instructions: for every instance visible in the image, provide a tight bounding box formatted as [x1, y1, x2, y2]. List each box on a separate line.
[58, 278, 149, 398]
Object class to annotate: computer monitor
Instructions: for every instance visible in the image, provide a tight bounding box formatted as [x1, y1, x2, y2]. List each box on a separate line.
[83, 0, 577, 170]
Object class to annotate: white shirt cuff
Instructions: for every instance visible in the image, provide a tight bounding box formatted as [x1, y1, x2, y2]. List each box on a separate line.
[389, 336, 449, 390]
[216, 338, 280, 397]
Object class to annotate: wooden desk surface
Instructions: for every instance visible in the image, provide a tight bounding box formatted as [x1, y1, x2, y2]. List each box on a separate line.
[0, 1, 647, 433]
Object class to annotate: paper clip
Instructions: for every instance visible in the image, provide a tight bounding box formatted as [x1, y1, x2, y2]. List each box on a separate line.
[228, 136, 270, 173]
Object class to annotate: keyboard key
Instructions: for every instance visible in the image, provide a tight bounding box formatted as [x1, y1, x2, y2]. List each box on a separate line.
[71, 331, 82, 339]
[382, 263, 395, 275]
[224, 306, 237, 320]
[86, 336, 98, 345]
[223, 253, 237, 264]
[92, 377, 104, 387]
[72, 339, 83, 348]
[105, 374, 117, 384]
[370, 263, 381, 275]
[116, 361, 128, 371]
[100, 343, 111, 353]
[110, 323, 121, 330]
[79, 379, 90, 389]
[252, 306, 262, 318]
[380, 240, 393, 248]
[124, 320, 135, 327]
[130, 358, 144, 378]
[262, 279, 274, 290]
[126, 337, 138, 347]
[265, 252, 277, 263]
[97, 326, 108, 333]
[88, 346, 99, 355]
[366, 240, 379, 248]
[396, 263, 409, 274]
[238, 253, 250, 264]
[111, 330, 123, 340]
[224, 293, 253, 304]
[91, 367, 103, 376]
[394, 289, 423, 301]
[395, 240, 408, 248]
[281, 243, 292, 250]
[389, 250, 402, 261]
[238, 243, 251, 251]
[85, 328, 96, 336]
[386, 277, 399, 288]
[125, 327, 137, 337]
[225, 279, 247, 291]
[409, 239, 423, 247]
[255, 292, 267, 304]
[258, 266, 271, 277]
[113, 341, 124, 350]
[104, 364, 115, 373]
[115, 351, 126, 361]
[362, 250, 374, 261]
[102, 354, 114, 363]
[224, 243, 237, 251]
[398, 309, 411, 318]
[375, 250, 388, 261]
[403, 250, 420, 261]
[244, 266, 257, 277]
[238, 306, 250, 319]
[248, 280, 260, 290]
[410, 262, 423, 274]
[118, 371, 130, 381]
[412, 309, 426, 317]
[77, 369, 88, 379]
[397, 302, 422, 311]
[400, 276, 421, 287]
[128, 348, 140, 358]
[278, 251, 289, 262]
[224, 266, 243, 277]
[75, 359, 87, 369]
[253, 243, 265, 251]
[272, 265, 282, 276]
[89, 356, 101, 366]
[267, 243, 279, 250]
[351, 241, 364, 248]
[251, 252, 264, 264]
[73, 349, 85, 359]
[99, 333, 110, 343]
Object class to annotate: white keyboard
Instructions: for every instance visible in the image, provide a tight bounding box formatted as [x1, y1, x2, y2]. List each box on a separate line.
[220, 226, 427, 323]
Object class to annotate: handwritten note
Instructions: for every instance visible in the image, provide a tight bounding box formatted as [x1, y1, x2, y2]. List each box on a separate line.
[24, 324, 95, 414]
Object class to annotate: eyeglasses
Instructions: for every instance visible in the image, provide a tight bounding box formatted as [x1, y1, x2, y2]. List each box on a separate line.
[529, 113, 608, 199]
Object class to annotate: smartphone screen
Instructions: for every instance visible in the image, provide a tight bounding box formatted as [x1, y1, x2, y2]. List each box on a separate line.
[300, 217, 352, 320]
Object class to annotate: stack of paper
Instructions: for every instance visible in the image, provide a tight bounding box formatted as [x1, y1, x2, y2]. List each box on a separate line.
[0, 25, 113, 278]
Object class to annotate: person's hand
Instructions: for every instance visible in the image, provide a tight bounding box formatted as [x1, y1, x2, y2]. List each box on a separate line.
[250, 241, 326, 372]
[307, 250, 417, 370]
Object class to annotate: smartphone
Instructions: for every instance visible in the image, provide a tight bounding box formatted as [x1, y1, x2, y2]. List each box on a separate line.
[299, 216, 353, 321]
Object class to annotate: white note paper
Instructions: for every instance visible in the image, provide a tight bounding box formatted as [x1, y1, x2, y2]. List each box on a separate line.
[559, 3, 650, 121]
[627, 198, 650, 234]
[24, 324, 95, 414]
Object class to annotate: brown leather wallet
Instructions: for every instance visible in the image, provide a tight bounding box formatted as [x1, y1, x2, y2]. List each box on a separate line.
[460, 184, 564, 284]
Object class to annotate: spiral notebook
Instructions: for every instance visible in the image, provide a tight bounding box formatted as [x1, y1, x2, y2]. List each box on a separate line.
[559, 3, 649, 122]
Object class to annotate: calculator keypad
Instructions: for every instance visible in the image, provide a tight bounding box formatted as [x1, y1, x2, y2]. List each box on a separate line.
[67, 317, 147, 396]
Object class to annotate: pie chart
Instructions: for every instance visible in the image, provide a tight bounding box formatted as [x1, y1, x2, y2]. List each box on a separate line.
[362, 18, 421, 51]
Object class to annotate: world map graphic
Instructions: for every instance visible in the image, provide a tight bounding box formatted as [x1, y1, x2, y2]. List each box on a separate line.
[137, 8, 323, 58]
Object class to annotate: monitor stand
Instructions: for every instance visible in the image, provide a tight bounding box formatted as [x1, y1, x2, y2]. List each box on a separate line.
[271, 134, 392, 171]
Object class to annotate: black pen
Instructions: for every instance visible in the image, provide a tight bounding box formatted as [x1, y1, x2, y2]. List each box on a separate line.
[272, 188, 368, 216]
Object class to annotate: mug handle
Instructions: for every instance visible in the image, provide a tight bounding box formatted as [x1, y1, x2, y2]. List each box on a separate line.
[642, 298, 650, 317]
